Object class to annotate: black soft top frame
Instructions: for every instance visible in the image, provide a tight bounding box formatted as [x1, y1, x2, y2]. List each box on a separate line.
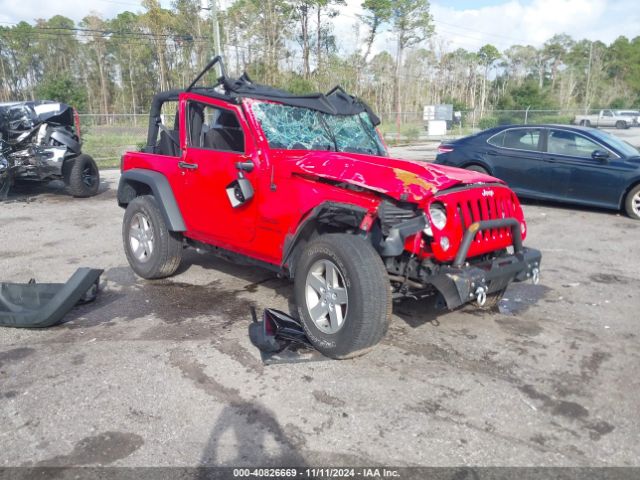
[145, 56, 380, 152]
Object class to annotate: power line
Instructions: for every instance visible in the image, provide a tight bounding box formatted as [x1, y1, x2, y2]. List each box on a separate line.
[91, 0, 143, 7]
[433, 19, 530, 45]
[317, 10, 531, 51]
[1, 11, 528, 52]
[0, 26, 260, 52]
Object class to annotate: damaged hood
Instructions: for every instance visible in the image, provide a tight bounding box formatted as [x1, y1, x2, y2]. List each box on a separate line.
[287, 151, 503, 203]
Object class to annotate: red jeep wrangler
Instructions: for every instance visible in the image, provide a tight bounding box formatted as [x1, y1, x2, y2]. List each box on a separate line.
[118, 58, 541, 358]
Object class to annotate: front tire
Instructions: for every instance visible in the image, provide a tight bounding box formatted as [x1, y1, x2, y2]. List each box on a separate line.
[123, 195, 183, 279]
[294, 234, 392, 359]
[624, 184, 640, 220]
[466, 164, 489, 175]
[65, 154, 100, 197]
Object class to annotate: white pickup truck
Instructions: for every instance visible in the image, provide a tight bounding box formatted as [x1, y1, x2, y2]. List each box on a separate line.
[573, 109, 633, 129]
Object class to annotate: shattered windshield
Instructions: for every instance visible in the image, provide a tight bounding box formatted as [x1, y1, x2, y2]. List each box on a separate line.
[250, 101, 387, 156]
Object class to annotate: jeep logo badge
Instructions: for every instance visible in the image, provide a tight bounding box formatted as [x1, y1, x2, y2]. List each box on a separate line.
[482, 189, 494, 197]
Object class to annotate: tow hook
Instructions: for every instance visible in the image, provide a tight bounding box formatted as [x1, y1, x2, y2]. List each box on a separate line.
[475, 286, 487, 307]
[531, 267, 540, 285]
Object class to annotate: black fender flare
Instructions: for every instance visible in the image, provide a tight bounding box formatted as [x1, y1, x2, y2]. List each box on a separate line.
[117, 169, 186, 232]
[281, 202, 369, 277]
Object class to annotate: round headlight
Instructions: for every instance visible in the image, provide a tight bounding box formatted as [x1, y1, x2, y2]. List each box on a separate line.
[423, 213, 433, 237]
[429, 203, 448, 230]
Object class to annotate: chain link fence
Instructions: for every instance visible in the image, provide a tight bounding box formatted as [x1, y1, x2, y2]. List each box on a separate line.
[80, 109, 628, 167]
[79, 114, 148, 167]
[374, 108, 624, 143]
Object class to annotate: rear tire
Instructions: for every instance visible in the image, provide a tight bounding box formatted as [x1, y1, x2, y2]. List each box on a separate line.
[123, 195, 183, 279]
[580, 120, 591, 127]
[294, 234, 392, 359]
[65, 154, 100, 197]
[624, 184, 640, 220]
[616, 120, 628, 130]
[465, 164, 489, 175]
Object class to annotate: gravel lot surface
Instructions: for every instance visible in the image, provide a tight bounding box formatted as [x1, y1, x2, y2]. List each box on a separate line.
[1, 146, 639, 468]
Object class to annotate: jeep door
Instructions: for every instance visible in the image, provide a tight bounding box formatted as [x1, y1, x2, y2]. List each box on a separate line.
[173, 94, 259, 245]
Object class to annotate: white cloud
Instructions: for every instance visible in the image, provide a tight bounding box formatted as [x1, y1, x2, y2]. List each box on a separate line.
[0, 0, 171, 25]
[429, 0, 639, 52]
[332, 0, 640, 56]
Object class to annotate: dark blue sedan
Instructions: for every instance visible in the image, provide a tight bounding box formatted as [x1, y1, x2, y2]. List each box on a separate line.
[434, 125, 640, 220]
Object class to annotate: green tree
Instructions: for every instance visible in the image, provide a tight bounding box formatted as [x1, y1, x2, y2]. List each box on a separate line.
[79, 14, 112, 115]
[477, 44, 500, 116]
[359, 0, 392, 63]
[497, 79, 551, 110]
[314, 0, 345, 70]
[388, 0, 432, 130]
[542, 33, 574, 89]
[108, 11, 156, 114]
[35, 74, 87, 110]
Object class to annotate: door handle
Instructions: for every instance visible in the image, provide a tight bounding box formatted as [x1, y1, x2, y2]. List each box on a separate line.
[178, 161, 198, 170]
[486, 150, 497, 156]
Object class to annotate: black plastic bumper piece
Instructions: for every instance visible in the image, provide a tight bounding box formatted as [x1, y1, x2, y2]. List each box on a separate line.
[429, 247, 542, 310]
[0, 268, 103, 328]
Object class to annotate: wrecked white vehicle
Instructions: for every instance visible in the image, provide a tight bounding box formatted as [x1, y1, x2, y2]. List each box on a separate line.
[0, 101, 99, 199]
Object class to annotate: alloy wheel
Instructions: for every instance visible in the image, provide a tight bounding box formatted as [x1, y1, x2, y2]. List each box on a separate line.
[633, 191, 640, 217]
[305, 259, 349, 334]
[129, 212, 155, 262]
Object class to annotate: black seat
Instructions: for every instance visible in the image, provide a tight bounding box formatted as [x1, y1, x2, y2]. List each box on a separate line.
[189, 104, 204, 147]
[155, 110, 181, 156]
[213, 111, 244, 152]
[157, 129, 179, 156]
[203, 129, 233, 151]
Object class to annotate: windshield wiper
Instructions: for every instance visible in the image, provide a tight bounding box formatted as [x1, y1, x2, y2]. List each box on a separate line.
[358, 115, 384, 156]
[318, 115, 338, 152]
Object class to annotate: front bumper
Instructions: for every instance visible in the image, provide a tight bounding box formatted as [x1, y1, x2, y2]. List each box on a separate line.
[428, 219, 542, 309]
[429, 247, 541, 309]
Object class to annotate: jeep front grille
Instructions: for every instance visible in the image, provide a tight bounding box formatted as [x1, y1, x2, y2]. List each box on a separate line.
[455, 189, 517, 244]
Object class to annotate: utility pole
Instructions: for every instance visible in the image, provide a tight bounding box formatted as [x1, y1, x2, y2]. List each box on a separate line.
[584, 42, 593, 114]
[211, 0, 222, 73]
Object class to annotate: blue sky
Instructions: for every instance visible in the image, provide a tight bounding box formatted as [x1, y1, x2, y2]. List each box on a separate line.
[0, 0, 638, 54]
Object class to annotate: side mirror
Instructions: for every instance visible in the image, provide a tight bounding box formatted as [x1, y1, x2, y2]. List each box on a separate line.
[592, 149, 610, 162]
[226, 172, 254, 208]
